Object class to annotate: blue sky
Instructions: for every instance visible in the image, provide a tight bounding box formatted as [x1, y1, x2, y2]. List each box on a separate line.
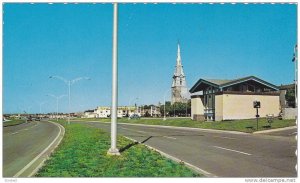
[3, 3, 297, 114]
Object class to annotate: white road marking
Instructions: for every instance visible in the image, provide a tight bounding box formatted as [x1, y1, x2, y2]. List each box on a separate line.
[212, 146, 252, 156]
[163, 136, 176, 140]
[289, 132, 297, 136]
[137, 130, 147, 133]
[28, 122, 65, 177]
[121, 127, 130, 130]
[213, 136, 236, 140]
[9, 122, 39, 135]
[13, 122, 63, 177]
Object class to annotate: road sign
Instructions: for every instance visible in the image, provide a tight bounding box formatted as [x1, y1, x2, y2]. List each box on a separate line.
[253, 101, 261, 108]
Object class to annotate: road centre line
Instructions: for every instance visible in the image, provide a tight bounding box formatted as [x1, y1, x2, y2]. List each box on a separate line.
[163, 136, 176, 140]
[121, 127, 130, 130]
[212, 146, 252, 156]
[9, 122, 39, 135]
[289, 132, 297, 136]
[120, 127, 148, 134]
[213, 136, 236, 140]
[137, 130, 147, 133]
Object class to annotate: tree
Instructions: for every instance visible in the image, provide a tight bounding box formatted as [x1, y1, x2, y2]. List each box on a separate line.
[285, 88, 295, 108]
[160, 101, 172, 117]
[160, 100, 191, 117]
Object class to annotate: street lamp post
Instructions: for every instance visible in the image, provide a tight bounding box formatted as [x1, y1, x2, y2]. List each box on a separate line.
[163, 89, 171, 121]
[128, 97, 139, 117]
[186, 102, 188, 117]
[108, 3, 120, 156]
[39, 102, 46, 115]
[47, 94, 67, 121]
[293, 44, 298, 108]
[49, 75, 90, 124]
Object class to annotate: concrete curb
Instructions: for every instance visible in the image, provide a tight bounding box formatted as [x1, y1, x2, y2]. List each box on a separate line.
[122, 135, 216, 177]
[84, 120, 249, 135]
[13, 121, 65, 177]
[253, 126, 297, 134]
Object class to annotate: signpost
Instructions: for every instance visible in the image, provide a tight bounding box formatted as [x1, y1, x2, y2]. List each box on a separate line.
[253, 101, 260, 130]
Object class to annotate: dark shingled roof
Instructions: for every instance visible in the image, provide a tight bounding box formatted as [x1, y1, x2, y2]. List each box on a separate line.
[204, 79, 234, 85]
[190, 76, 279, 93]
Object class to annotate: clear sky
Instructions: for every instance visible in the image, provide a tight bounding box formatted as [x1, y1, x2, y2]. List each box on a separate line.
[3, 3, 297, 114]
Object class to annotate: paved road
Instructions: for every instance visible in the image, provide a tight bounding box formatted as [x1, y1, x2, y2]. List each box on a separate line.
[263, 128, 297, 137]
[79, 121, 297, 177]
[3, 121, 60, 177]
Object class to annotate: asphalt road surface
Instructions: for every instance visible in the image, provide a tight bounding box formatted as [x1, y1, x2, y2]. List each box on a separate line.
[263, 128, 297, 137]
[3, 121, 60, 177]
[79, 121, 297, 177]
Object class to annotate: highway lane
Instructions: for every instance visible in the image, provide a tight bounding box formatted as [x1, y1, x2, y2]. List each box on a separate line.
[3, 121, 60, 177]
[79, 121, 297, 177]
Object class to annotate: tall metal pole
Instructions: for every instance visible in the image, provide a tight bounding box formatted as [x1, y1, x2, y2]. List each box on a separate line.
[163, 99, 166, 120]
[56, 98, 59, 121]
[186, 102, 188, 117]
[68, 81, 71, 125]
[173, 103, 175, 117]
[108, 3, 120, 155]
[163, 89, 171, 120]
[294, 45, 298, 108]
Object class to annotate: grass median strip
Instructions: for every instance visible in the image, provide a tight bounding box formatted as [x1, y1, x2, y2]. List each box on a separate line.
[35, 122, 201, 177]
[73, 118, 296, 133]
[3, 118, 26, 127]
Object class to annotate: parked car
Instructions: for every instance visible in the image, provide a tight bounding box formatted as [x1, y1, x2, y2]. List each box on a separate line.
[129, 114, 140, 119]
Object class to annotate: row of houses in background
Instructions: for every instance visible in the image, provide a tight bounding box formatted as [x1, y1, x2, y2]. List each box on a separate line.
[83, 105, 161, 118]
[190, 75, 296, 121]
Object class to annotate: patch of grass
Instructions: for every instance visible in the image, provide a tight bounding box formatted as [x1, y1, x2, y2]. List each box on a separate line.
[3, 118, 26, 127]
[35, 122, 200, 177]
[73, 117, 296, 133]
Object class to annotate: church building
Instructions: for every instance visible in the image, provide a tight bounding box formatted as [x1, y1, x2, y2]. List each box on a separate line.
[171, 43, 190, 104]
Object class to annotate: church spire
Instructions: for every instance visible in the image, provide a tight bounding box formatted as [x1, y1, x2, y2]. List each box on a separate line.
[171, 42, 190, 104]
[177, 42, 182, 66]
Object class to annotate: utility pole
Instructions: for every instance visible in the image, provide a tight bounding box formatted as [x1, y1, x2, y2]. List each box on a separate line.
[108, 3, 120, 156]
[293, 44, 298, 108]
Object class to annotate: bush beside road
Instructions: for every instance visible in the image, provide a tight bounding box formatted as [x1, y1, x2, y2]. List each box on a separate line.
[73, 118, 296, 133]
[36, 122, 200, 177]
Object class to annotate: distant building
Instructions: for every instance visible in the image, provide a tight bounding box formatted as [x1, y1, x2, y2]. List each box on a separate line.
[190, 76, 280, 121]
[140, 105, 161, 117]
[83, 105, 161, 118]
[83, 109, 97, 118]
[171, 43, 190, 104]
[94, 106, 137, 118]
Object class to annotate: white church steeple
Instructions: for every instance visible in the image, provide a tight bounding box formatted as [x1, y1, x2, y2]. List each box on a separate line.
[171, 42, 190, 104]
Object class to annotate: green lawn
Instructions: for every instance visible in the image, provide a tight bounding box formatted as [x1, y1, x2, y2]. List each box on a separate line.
[36, 122, 200, 177]
[3, 118, 26, 127]
[73, 117, 296, 133]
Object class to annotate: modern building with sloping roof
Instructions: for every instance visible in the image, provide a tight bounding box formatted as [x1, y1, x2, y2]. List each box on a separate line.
[189, 76, 280, 121]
